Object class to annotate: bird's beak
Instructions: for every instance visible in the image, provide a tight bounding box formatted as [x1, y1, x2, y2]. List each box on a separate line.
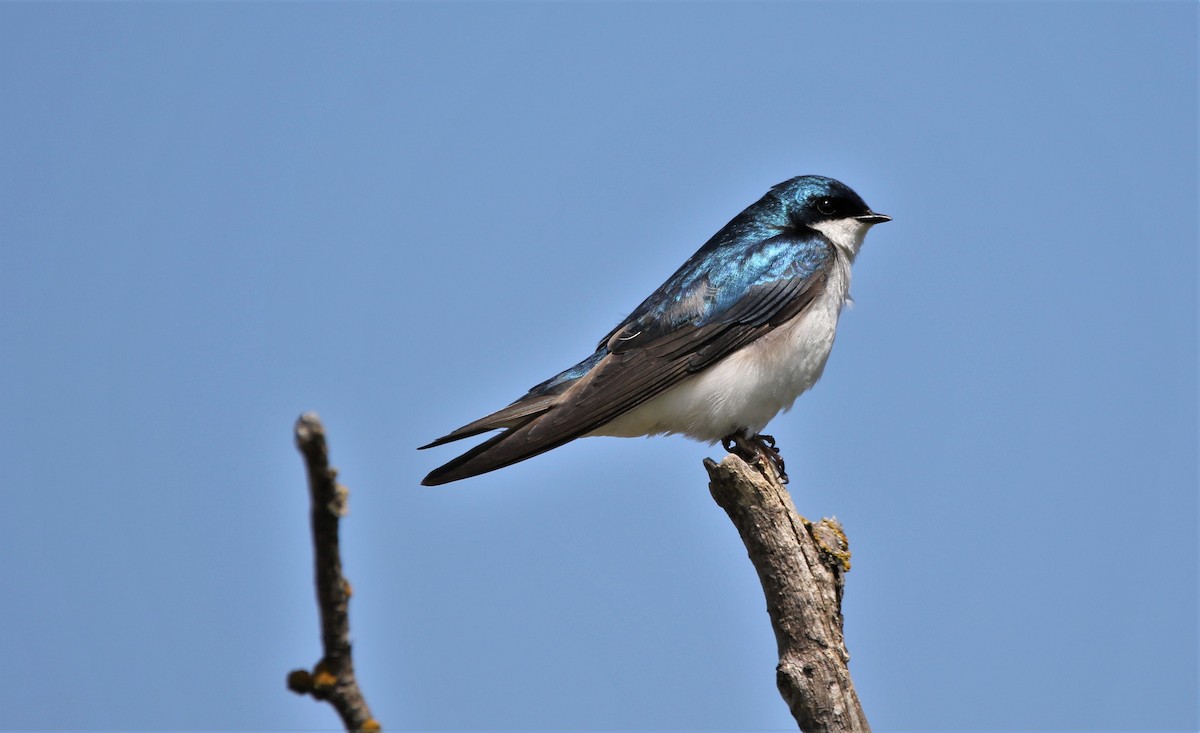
[856, 212, 891, 225]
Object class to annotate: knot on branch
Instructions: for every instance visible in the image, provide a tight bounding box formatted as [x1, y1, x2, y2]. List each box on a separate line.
[808, 518, 851, 573]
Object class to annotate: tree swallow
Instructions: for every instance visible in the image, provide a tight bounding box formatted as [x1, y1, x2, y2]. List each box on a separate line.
[420, 175, 889, 486]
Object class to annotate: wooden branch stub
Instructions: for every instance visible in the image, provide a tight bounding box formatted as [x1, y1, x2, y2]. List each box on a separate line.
[289, 412, 381, 732]
[705, 454, 868, 733]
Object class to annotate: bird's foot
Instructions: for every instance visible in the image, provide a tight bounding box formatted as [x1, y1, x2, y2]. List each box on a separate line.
[721, 431, 789, 484]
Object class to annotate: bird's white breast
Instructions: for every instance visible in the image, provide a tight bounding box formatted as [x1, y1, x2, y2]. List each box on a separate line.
[593, 254, 854, 443]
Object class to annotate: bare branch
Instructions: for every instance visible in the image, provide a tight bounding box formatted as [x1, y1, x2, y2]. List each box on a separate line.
[705, 454, 868, 733]
[287, 412, 380, 732]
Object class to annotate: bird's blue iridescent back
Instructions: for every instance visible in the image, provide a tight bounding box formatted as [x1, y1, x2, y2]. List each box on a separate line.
[614, 177, 842, 332]
[524, 176, 842, 399]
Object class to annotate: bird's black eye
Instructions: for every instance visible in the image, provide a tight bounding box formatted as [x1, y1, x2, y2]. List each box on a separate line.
[816, 198, 837, 216]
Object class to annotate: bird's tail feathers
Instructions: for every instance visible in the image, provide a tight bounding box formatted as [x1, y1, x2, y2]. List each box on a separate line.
[420, 412, 577, 485]
[418, 394, 558, 450]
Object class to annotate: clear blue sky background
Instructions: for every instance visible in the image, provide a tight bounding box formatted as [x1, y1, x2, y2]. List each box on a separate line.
[1, 3, 1195, 731]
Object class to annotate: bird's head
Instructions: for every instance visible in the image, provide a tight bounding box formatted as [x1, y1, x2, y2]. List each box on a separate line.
[777, 175, 890, 258]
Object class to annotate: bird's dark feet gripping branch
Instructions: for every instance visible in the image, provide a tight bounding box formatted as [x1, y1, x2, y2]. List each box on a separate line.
[722, 430, 788, 484]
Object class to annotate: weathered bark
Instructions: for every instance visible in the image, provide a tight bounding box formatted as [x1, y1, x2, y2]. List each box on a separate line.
[706, 454, 868, 733]
[287, 412, 380, 732]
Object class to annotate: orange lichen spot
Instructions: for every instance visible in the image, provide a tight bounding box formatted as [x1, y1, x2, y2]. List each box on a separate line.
[310, 661, 338, 690]
[312, 668, 338, 690]
[361, 718, 382, 732]
[810, 518, 852, 572]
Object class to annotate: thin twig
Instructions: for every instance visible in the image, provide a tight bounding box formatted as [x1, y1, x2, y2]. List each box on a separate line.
[705, 454, 868, 733]
[287, 412, 380, 732]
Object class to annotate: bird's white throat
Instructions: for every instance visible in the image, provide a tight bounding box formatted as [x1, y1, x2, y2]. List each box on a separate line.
[809, 217, 874, 260]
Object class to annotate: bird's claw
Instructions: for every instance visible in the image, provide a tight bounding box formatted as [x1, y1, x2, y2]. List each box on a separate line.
[721, 431, 789, 484]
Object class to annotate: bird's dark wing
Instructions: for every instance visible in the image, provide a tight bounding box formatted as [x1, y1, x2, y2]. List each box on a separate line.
[420, 232, 834, 485]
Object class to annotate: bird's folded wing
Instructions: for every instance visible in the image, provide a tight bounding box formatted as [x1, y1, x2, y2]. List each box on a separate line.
[420, 258, 831, 485]
[533, 267, 828, 439]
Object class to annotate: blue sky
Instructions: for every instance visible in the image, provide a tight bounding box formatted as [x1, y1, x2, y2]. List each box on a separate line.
[1, 2, 1196, 731]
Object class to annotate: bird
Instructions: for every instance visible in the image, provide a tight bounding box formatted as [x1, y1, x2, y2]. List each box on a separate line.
[419, 175, 889, 486]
